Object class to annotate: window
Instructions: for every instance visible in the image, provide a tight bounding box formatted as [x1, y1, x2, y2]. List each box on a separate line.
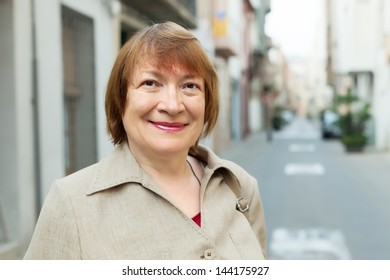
[62, 6, 97, 175]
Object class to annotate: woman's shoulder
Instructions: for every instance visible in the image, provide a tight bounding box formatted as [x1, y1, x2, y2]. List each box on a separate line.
[51, 145, 117, 193]
[52, 161, 101, 196]
[51, 143, 141, 196]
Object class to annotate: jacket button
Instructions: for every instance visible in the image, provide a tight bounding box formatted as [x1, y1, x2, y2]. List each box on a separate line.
[204, 248, 215, 260]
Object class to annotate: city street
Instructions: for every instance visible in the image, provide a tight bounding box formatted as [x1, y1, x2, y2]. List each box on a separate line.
[221, 117, 390, 260]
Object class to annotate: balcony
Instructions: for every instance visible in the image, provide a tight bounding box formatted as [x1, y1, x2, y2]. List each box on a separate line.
[121, 0, 197, 29]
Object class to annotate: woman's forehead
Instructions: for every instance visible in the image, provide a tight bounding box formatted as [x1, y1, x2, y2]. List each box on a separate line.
[134, 59, 200, 77]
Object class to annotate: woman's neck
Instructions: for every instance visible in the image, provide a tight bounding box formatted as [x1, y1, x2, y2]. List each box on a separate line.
[127, 142, 189, 179]
[127, 142, 203, 218]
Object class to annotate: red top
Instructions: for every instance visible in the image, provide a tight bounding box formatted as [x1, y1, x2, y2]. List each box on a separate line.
[192, 212, 201, 227]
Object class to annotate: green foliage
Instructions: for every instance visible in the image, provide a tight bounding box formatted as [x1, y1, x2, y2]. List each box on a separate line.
[341, 134, 367, 149]
[337, 103, 370, 135]
[334, 92, 359, 105]
[334, 90, 371, 150]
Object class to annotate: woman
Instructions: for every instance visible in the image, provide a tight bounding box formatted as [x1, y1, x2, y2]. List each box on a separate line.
[24, 21, 267, 260]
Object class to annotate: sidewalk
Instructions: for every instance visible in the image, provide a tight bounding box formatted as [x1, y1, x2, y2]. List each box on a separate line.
[219, 131, 271, 168]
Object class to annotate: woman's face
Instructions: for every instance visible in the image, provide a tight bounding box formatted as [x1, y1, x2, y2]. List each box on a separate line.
[122, 61, 205, 158]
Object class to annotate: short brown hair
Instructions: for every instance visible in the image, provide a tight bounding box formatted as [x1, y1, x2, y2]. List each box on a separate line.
[105, 21, 219, 154]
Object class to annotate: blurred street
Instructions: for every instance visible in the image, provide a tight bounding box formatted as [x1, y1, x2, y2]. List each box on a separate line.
[222, 117, 390, 260]
[3, 0, 390, 261]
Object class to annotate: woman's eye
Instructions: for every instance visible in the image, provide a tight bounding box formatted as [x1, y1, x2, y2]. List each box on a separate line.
[184, 83, 199, 90]
[143, 80, 157, 87]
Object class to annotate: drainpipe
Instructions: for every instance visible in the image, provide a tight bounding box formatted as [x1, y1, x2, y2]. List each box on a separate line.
[31, 0, 42, 218]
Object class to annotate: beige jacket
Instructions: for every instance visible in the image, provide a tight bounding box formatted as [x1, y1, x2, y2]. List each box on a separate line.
[24, 144, 267, 260]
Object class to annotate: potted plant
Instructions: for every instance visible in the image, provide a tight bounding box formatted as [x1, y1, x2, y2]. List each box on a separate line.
[334, 90, 371, 152]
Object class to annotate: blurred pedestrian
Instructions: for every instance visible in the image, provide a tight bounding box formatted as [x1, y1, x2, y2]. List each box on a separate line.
[24, 21, 266, 260]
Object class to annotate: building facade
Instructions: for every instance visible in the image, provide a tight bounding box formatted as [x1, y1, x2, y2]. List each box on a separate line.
[327, 0, 390, 150]
[1, 0, 123, 259]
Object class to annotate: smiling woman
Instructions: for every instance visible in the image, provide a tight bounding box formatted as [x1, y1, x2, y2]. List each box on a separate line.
[24, 21, 267, 260]
[123, 62, 205, 159]
[105, 22, 219, 152]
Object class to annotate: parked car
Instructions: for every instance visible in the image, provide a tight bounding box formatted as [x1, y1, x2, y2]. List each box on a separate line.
[321, 110, 341, 139]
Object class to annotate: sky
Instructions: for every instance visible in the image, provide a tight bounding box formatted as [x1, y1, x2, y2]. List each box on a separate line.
[265, 0, 324, 60]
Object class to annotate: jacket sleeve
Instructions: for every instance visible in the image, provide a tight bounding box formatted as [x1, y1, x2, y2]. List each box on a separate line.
[247, 177, 267, 258]
[24, 182, 81, 259]
[222, 159, 268, 259]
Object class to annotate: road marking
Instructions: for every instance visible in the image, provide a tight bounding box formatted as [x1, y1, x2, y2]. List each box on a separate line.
[284, 163, 325, 175]
[275, 132, 319, 140]
[269, 228, 351, 259]
[289, 143, 316, 152]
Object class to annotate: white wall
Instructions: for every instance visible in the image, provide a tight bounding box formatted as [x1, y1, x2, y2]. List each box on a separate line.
[14, 0, 37, 255]
[373, 0, 390, 150]
[0, 0, 18, 250]
[332, 0, 376, 73]
[0, 0, 37, 257]
[347, 0, 375, 71]
[373, 65, 390, 149]
[33, 0, 64, 201]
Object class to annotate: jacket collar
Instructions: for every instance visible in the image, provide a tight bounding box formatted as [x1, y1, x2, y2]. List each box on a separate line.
[86, 143, 144, 195]
[197, 144, 242, 176]
[86, 143, 236, 195]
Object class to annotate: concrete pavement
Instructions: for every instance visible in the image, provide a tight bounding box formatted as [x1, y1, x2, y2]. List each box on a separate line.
[220, 117, 390, 259]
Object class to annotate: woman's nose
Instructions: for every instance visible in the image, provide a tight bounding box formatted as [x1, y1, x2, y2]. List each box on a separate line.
[157, 86, 185, 115]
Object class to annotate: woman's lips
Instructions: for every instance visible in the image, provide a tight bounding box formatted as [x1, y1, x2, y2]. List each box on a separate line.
[150, 121, 187, 132]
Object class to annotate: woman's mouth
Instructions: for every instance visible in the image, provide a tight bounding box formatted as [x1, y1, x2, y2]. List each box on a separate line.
[150, 121, 187, 132]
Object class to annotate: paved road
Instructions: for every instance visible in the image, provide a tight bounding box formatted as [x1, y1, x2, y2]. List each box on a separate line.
[221, 117, 390, 259]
